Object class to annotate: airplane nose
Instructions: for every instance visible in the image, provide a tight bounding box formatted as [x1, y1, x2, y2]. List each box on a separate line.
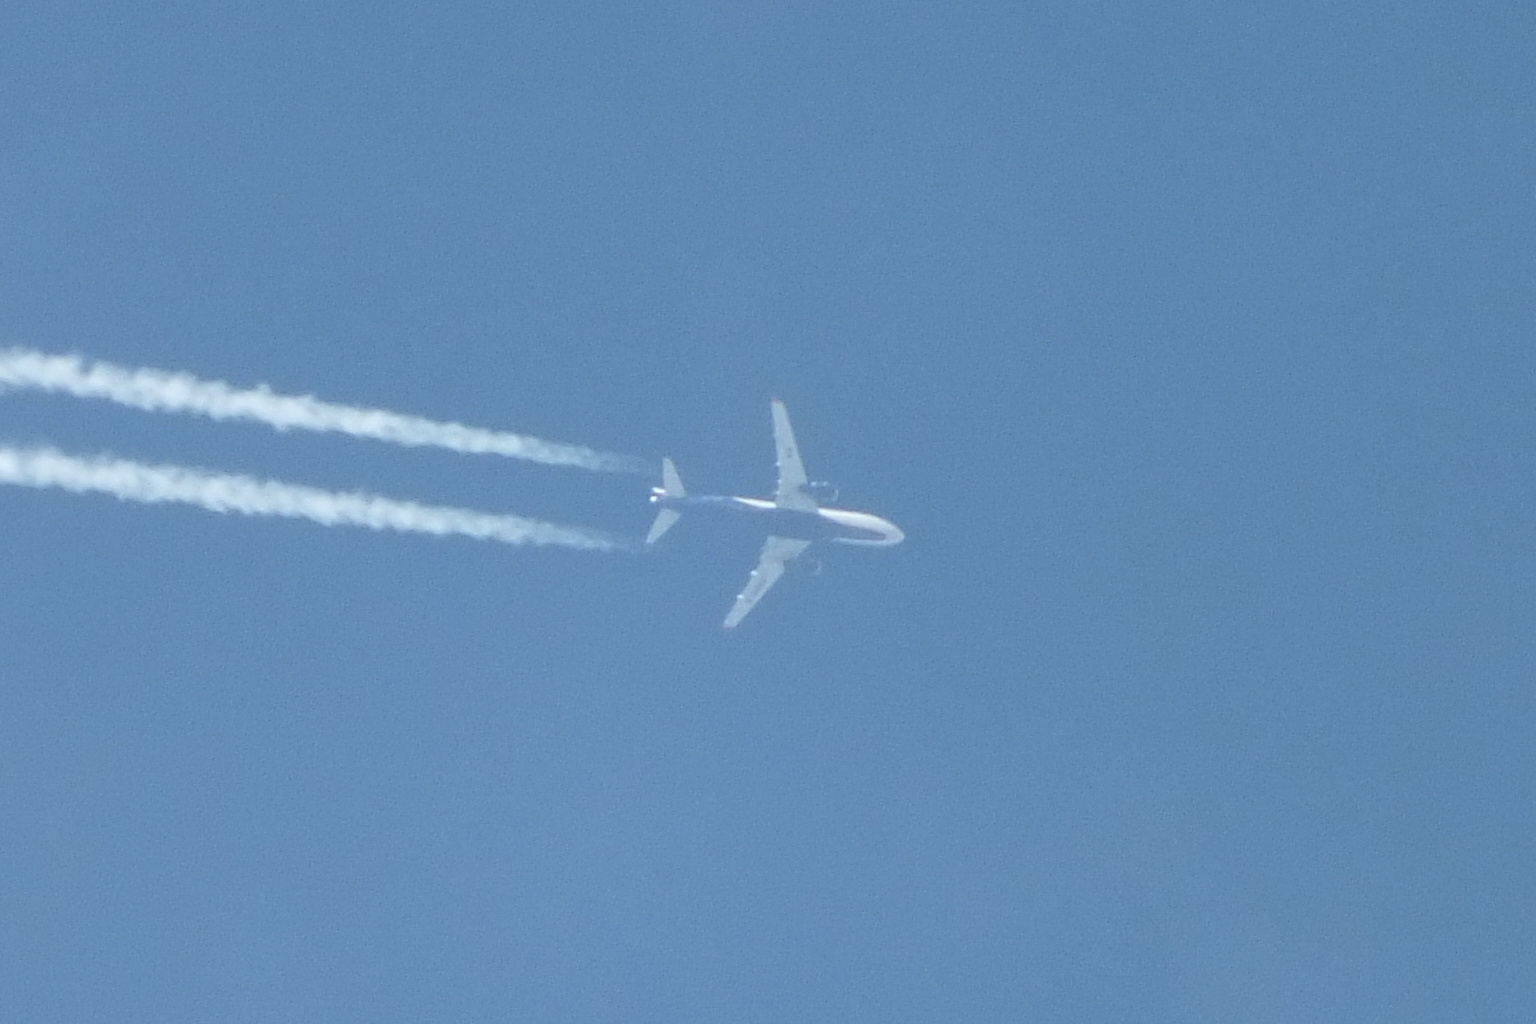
[885, 520, 905, 545]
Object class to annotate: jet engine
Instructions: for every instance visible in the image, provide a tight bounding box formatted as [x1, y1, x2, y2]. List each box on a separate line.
[789, 554, 825, 577]
[805, 480, 839, 504]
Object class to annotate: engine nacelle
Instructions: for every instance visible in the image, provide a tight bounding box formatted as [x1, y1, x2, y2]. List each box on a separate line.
[789, 554, 825, 577]
[805, 480, 839, 504]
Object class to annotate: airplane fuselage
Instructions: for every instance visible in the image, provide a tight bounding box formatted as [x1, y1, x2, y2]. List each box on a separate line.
[652, 493, 904, 547]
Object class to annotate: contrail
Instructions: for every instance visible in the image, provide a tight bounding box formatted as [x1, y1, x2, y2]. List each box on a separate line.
[0, 445, 621, 551]
[0, 349, 646, 474]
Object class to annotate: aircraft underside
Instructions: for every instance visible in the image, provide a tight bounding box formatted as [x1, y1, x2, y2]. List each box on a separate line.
[662, 495, 886, 544]
[645, 399, 902, 626]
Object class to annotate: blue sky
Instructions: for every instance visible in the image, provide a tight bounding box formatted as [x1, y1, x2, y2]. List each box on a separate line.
[2, 3, 1532, 1021]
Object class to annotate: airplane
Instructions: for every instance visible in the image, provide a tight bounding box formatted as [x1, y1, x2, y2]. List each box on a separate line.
[645, 398, 904, 628]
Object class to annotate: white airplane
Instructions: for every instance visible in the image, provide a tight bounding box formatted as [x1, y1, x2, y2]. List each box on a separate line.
[645, 398, 904, 628]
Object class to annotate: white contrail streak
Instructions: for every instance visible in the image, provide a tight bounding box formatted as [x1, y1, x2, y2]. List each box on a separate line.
[0, 349, 645, 473]
[0, 445, 620, 551]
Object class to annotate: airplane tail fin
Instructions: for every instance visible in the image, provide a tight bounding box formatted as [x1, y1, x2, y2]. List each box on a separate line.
[646, 457, 686, 544]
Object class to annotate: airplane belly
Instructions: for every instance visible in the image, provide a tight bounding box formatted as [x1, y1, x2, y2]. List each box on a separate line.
[749, 504, 898, 543]
[670, 496, 834, 539]
[761, 507, 845, 540]
[667, 496, 899, 544]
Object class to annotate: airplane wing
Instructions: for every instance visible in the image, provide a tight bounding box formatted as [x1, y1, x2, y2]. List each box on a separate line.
[723, 535, 812, 629]
[771, 398, 817, 511]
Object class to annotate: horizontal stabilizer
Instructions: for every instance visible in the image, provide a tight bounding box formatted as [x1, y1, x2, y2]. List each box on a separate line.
[645, 507, 680, 544]
[660, 457, 685, 498]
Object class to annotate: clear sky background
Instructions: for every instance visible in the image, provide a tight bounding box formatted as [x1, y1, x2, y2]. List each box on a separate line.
[2, 3, 1532, 1021]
